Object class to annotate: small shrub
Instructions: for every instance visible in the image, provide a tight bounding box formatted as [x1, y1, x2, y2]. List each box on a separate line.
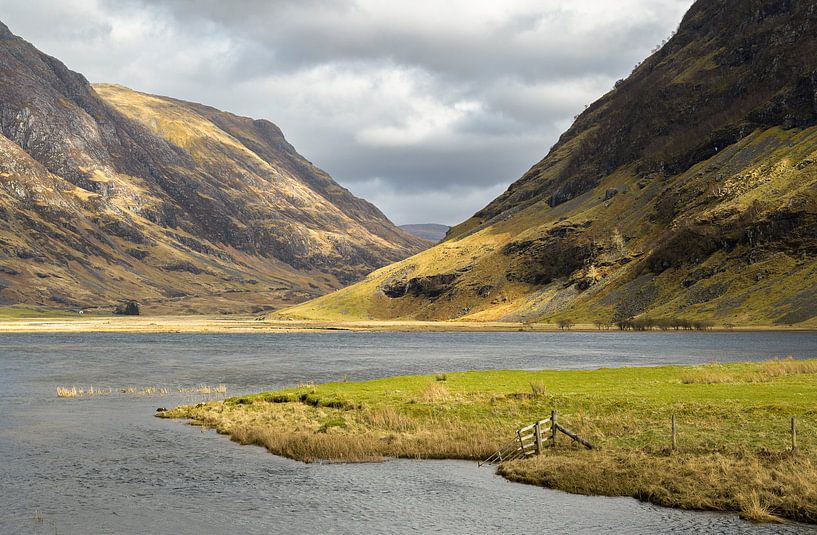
[113, 300, 140, 316]
[435, 372, 448, 382]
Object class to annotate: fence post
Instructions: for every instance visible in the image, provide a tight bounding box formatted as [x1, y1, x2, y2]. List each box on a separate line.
[792, 417, 798, 454]
[672, 414, 677, 451]
[551, 410, 558, 448]
[534, 421, 542, 454]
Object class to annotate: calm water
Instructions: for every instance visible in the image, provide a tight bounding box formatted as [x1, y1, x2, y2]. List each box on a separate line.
[1, 331, 817, 534]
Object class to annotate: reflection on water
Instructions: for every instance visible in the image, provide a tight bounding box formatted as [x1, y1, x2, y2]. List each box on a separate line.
[1, 331, 816, 534]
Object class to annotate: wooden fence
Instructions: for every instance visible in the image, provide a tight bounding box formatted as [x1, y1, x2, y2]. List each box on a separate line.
[481, 413, 801, 466]
[479, 410, 594, 466]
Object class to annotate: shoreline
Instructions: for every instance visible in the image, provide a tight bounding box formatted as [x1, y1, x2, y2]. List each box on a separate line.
[0, 314, 815, 334]
[160, 361, 817, 524]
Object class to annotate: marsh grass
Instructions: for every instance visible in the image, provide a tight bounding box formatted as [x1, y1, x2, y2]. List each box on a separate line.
[681, 357, 817, 384]
[56, 386, 113, 397]
[499, 452, 811, 523]
[56, 386, 78, 398]
[738, 490, 783, 524]
[56, 384, 225, 398]
[162, 358, 817, 523]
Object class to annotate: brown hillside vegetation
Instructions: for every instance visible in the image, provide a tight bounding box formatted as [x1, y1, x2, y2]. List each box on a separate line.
[0, 22, 427, 314]
[282, 0, 817, 326]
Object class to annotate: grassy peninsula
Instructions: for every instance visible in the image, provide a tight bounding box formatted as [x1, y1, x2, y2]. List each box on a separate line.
[162, 359, 817, 524]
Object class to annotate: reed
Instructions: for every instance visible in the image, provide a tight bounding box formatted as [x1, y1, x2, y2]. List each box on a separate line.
[56, 386, 78, 398]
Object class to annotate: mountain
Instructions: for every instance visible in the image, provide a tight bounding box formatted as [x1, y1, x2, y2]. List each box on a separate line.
[399, 224, 450, 243]
[282, 0, 817, 327]
[0, 22, 427, 314]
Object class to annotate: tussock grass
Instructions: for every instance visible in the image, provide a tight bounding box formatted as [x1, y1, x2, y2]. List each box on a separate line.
[420, 382, 450, 402]
[359, 407, 417, 432]
[176, 384, 228, 395]
[57, 384, 226, 398]
[530, 381, 546, 398]
[760, 357, 817, 378]
[681, 357, 817, 384]
[162, 358, 817, 523]
[738, 490, 783, 524]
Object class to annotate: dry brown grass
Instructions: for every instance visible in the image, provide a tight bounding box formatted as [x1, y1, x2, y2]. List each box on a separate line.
[530, 381, 546, 398]
[162, 399, 503, 463]
[359, 407, 417, 432]
[760, 357, 817, 378]
[420, 382, 450, 402]
[681, 358, 817, 384]
[498, 452, 816, 523]
[738, 490, 784, 524]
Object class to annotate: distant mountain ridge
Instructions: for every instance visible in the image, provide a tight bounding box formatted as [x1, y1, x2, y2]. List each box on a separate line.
[0, 22, 427, 313]
[283, 0, 817, 327]
[399, 224, 450, 243]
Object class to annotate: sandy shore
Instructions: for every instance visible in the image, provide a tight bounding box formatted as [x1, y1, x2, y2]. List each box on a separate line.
[0, 314, 812, 333]
[0, 315, 538, 333]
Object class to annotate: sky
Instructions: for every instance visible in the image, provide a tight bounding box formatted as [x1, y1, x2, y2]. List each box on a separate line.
[0, 0, 694, 225]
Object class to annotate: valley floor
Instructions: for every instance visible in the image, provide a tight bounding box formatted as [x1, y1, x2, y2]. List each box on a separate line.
[0, 308, 814, 334]
[162, 360, 817, 524]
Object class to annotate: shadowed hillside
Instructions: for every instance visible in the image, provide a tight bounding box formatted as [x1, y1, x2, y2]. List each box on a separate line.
[282, 0, 817, 327]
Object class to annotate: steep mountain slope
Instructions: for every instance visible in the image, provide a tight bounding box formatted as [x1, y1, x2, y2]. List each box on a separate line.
[0, 22, 426, 313]
[283, 0, 817, 327]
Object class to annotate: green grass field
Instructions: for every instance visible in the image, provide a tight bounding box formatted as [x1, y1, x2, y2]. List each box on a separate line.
[0, 305, 83, 319]
[163, 359, 817, 523]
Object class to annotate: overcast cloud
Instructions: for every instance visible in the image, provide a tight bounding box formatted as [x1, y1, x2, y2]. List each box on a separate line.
[0, 0, 693, 225]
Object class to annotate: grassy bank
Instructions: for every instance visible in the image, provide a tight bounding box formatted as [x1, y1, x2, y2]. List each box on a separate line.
[161, 359, 817, 523]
